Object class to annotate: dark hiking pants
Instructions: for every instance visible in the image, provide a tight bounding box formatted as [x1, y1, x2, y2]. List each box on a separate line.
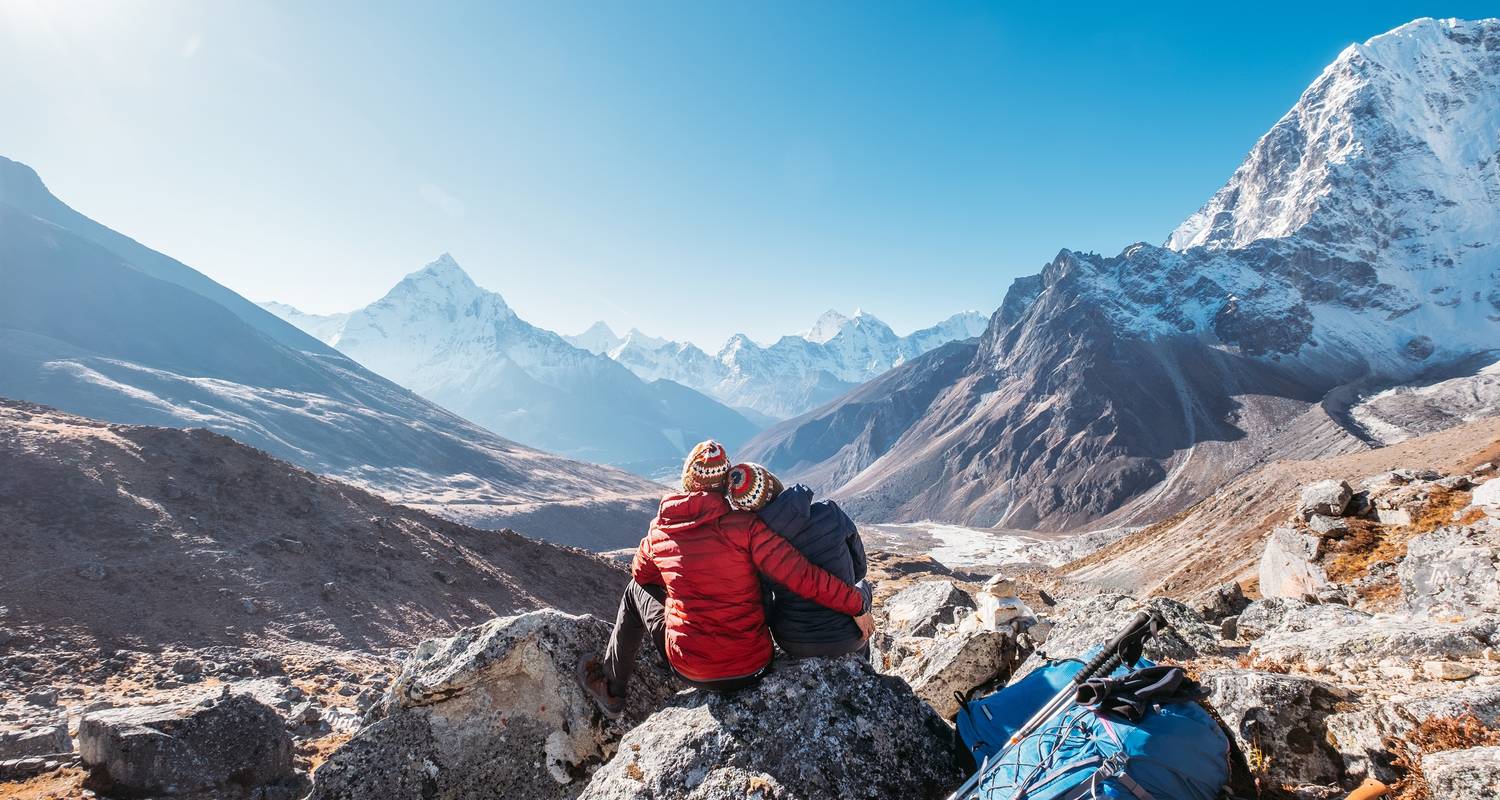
[776, 636, 869, 660]
[601, 580, 766, 696]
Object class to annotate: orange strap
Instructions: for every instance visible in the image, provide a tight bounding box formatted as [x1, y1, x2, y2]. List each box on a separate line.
[1345, 778, 1390, 800]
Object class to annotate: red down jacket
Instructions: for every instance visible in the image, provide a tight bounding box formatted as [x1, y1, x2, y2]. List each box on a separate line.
[631, 491, 865, 682]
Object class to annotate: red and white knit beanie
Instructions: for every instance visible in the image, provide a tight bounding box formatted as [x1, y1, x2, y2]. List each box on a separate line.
[681, 440, 731, 492]
[726, 462, 784, 512]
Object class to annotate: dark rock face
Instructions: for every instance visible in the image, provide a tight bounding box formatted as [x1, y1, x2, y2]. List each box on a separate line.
[1202, 671, 1346, 788]
[309, 611, 676, 800]
[794, 244, 1349, 531]
[1191, 582, 1250, 622]
[78, 694, 294, 796]
[738, 340, 980, 490]
[577, 656, 964, 800]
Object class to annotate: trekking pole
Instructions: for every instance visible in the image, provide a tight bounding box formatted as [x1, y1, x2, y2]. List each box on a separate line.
[946, 609, 1168, 800]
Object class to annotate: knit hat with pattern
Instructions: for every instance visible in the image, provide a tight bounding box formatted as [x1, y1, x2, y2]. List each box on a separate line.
[726, 462, 783, 512]
[681, 440, 731, 492]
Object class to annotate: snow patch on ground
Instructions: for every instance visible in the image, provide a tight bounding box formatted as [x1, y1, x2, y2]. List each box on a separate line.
[862, 522, 1128, 570]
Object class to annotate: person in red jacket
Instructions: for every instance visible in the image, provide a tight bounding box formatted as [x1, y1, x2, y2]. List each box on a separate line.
[579, 440, 874, 715]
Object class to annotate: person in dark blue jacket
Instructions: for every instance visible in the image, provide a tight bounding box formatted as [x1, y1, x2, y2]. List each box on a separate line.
[726, 462, 872, 658]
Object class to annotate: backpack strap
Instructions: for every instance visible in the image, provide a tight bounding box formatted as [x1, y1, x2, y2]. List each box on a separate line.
[1047, 753, 1159, 800]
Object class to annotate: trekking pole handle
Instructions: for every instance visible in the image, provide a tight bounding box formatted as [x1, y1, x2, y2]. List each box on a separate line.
[1073, 610, 1150, 684]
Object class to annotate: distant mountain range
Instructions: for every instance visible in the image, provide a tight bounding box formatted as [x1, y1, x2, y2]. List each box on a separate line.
[742, 17, 1500, 530]
[0, 155, 660, 548]
[562, 309, 988, 419]
[262, 271, 986, 471]
[261, 257, 761, 476]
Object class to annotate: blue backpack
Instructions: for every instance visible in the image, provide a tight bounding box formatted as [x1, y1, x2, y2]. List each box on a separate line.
[955, 653, 1230, 800]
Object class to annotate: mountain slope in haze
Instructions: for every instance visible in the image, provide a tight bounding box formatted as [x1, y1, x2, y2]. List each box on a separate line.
[569, 309, 989, 420]
[0, 399, 628, 653]
[0, 156, 331, 356]
[262, 257, 761, 475]
[743, 17, 1500, 530]
[0, 161, 661, 548]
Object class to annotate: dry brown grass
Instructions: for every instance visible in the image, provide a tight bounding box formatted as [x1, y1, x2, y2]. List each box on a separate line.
[0, 767, 87, 800]
[1322, 488, 1475, 604]
[1234, 653, 1291, 674]
[1387, 712, 1500, 800]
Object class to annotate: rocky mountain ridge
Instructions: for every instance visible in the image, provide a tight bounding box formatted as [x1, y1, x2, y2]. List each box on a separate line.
[743, 17, 1500, 531]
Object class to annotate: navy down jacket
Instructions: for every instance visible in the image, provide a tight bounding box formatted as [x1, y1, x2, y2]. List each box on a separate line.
[757, 484, 870, 645]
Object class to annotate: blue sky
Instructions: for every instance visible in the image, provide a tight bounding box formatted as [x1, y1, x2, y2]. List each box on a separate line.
[1, 1, 1491, 348]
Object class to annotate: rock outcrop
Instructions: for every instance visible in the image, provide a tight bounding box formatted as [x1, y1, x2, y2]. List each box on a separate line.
[1258, 526, 1331, 600]
[892, 629, 1017, 719]
[578, 656, 963, 800]
[0, 707, 69, 760]
[1202, 671, 1347, 789]
[78, 693, 294, 796]
[1014, 594, 1220, 678]
[1420, 746, 1500, 800]
[1470, 474, 1500, 518]
[1249, 615, 1497, 667]
[882, 580, 975, 638]
[310, 611, 676, 800]
[1298, 480, 1354, 519]
[1325, 684, 1500, 783]
[1400, 524, 1500, 617]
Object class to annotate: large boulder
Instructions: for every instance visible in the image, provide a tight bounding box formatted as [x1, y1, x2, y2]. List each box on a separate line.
[1258, 527, 1330, 600]
[309, 610, 675, 800]
[1325, 685, 1500, 783]
[1299, 480, 1354, 519]
[1236, 598, 1371, 641]
[1421, 746, 1500, 800]
[894, 629, 1021, 719]
[1400, 524, 1500, 618]
[882, 581, 975, 638]
[1249, 614, 1499, 667]
[1202, 671, 1346, 789]
[1014, 595, 1219, 679]
[1189, 582, 1250, 623]
[78, 693, 294, 796]
[578, 656, 963, 800]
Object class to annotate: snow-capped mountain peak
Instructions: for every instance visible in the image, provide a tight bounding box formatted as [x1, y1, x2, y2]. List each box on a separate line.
[619, 328, 670, 351]
[254, 301, 351, 342]
[1166, 17, 1500, 269]
[379, 253, 495, 309]
[802, 309, 852, 343]
[565, 321, 624, 354]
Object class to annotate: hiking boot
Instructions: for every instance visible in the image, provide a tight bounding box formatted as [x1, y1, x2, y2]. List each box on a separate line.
[576, 656, 625, 719]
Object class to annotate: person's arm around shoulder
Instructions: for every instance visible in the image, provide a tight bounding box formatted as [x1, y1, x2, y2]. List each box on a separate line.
[630, 531, 664, 587]
[746, 518, 874, 639]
